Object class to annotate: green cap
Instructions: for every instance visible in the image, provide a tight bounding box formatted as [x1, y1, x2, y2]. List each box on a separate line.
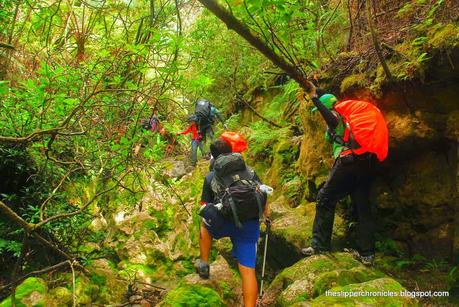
[311, 94, 338, 112]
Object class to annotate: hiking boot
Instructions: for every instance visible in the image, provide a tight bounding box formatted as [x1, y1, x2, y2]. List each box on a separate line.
[194, 259, 210, 279]
[345, 248, 375, 266]
[359, 254, 375, 266]
[301, 246, 326, 256]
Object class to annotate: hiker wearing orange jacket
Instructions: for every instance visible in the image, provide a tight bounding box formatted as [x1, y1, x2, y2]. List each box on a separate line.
[177, 115, 205, 167]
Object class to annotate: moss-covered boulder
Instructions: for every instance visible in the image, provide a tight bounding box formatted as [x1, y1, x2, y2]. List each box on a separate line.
[312, 277, 417, 306]
[160, 256, 242, 306]
[262, 253, 412, 306]
[47, 287, 73, 306]
[86, 259, 128, 304]
[160, 284, 224, 307]
[0, 277, 46, 307]
[267, 196, 346, 270]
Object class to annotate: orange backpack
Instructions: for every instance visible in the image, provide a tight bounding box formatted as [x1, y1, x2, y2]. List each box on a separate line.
[334, 100, 389, 162]
[220, 131, 248, 153]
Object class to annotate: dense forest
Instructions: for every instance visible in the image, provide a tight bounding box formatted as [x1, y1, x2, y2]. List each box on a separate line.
[0, 0, 458, 306]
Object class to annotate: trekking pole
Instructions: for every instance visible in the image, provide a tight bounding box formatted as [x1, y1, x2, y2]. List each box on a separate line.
[259, 218, 271, 300]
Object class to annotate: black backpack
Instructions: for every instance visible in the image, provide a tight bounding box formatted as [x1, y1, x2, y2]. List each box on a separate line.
[195, 99, 213, 130]
[210, 153, 267, 228]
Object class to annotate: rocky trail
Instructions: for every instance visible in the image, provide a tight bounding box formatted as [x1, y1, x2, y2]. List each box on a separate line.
[2, 155, 430, 306]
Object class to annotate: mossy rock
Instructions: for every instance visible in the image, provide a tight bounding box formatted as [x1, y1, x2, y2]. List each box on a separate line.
[181, 256, 242, 305]
[340, 73, 368, 94]
[48, 287, 73, 306]
[118, 262, 157, 281]
[427, 23, 459, 50]
[311, 277, 417, 306]
[263, 253, 364, 305]
[269, 200, 346, 263]
[160, 284, 224, 307]
[0, 277, 46, 307]
[312, 266, 386, 297]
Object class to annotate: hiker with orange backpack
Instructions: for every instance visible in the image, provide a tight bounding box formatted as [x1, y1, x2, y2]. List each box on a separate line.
[302, 91, 388, 266]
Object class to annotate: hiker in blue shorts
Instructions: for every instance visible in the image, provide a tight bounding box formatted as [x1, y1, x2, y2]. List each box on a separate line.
[196, 138, 268, 307]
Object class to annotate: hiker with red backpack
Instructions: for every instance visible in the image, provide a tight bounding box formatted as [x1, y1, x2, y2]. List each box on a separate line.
[302, 91, 388, 266]
[195, 138, 272, 307]
[177, 115, 205, 167]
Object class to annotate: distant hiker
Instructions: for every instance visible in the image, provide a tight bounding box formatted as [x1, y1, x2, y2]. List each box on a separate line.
[196, 139, 271, 307]
[302, 92, 388, 266]
[134, 115, 165, 156]
[194, 98, 228, 143]
[177, 115, 205, 167]
[141, 115, 161, 132]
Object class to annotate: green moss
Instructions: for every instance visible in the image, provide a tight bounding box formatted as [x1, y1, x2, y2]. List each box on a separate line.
[312, 277, 416, 306]
[48, 287, 73, 305]
[340, 73, 368, 93]
[271, 253, 362, 292]
[218, 281, 235, 301]
[312, 266, 385, 297]
[162, 284, 224, 307]
[90, 273, 107, 287]
[119, 262, 157, 277]
[0, 277, 46, 307]
[428, 23, 459, 49]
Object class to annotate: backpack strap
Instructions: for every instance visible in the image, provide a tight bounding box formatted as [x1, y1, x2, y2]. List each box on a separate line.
[227, 193, 243, 228]
[254, 189, 263, 220]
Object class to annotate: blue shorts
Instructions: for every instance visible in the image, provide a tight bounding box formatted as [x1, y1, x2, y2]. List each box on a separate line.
[205, 219, 260, 268]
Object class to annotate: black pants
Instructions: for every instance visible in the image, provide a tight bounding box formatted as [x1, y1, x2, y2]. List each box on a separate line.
[311, 154, 375, 256]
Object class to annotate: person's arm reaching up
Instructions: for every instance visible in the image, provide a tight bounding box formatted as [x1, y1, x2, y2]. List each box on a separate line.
[312, 97, 339, 130]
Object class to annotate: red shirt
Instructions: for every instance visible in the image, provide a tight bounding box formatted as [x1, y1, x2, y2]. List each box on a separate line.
[178, 123, 201, 141]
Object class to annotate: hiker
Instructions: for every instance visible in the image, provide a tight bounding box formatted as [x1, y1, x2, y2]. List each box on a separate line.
[196, 139, 270, 307]
[194, 99, 228, 143]
[177, 115, 205, 167]
[134, 115, 164, 156]
[302, 92, 388, 266]
[141, 115, 161, 132]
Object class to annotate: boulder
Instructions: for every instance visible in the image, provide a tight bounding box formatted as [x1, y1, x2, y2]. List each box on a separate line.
[262, 253, 415, 306]
[162, 159, 188, 179]
[267, 196, 346, 270]
[0, 277, 46, 307]
[312, 277, 417, 306]
[160, 256, 242, 306]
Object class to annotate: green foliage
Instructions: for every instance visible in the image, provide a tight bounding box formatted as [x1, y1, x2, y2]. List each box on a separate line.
[247, 121, 289, 157]
[375, 238, 404, 257]
[0, 239, 22, 257]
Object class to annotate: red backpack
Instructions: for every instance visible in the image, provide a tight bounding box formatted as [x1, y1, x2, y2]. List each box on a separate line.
[220, 131, 248, 153]
[334, 100, 389, 162]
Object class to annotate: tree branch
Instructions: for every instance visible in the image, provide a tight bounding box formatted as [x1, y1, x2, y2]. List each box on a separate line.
[197, 0, 314, 92]
[237, 96, 283, 129]
[0, 201, 73, 260]
[0, 42, 15, 50]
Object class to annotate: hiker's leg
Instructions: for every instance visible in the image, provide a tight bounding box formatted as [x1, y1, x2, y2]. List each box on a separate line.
[191, 140, 198, 166]
[208, 127, 215, 141]
[351, 160, 375, 256]
[312, 158, 355, 251]
[198, 140, 205, 157]
[199, 223, 212, 262]
[238, 263, 257, 307]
